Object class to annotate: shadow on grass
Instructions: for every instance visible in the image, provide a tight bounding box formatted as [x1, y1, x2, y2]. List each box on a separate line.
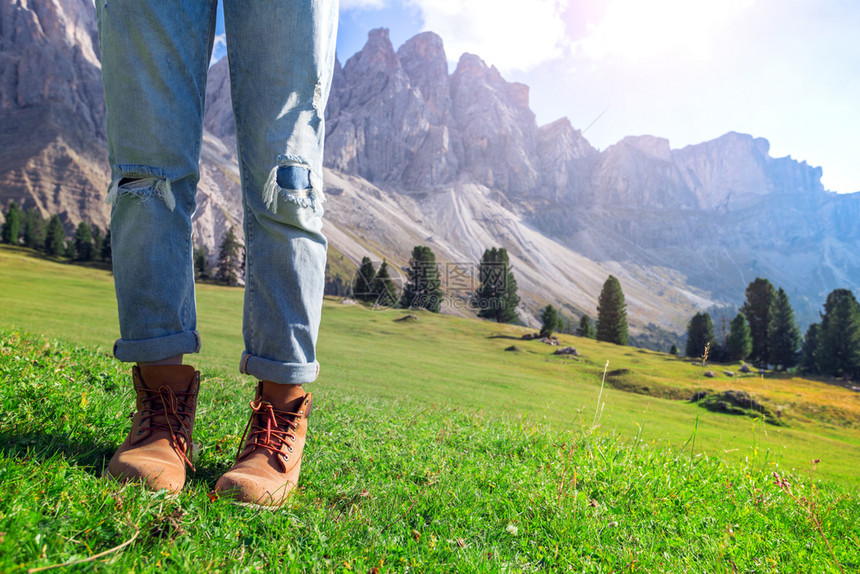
[486, 334, 528, 341]
[0, 430, 116, 476]
[0, 429, 232, 488]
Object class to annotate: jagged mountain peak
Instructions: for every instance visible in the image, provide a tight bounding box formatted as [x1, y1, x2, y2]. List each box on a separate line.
[396, 30, 450, 124]
[343, 27, 401, 77]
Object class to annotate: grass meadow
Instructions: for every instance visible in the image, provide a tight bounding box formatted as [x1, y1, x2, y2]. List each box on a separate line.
[1, 245, 859, 571]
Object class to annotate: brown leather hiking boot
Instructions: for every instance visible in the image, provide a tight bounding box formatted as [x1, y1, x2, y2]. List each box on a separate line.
[214, 384, 312, 508]
[107, 365, 199, 493]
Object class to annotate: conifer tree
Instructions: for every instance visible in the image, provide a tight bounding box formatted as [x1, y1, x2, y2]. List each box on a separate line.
[399, 246, 444, 313]
[596, 275, 628, 345]
[475, 247, 520, 323]
[577, 314, 595, 338]
[741, 278, 776, 366]
[1, 201, 20, 245]
[44, 215, 65, 256]
[63, 239, 75, 259]
[767, 288, 801, 370]
[194, 244, 210, 279]
[352, 256, 377, 304]
[816, 289, 860, 379]
[22, 208, 46, 250]
[726, 313, 752, 362]
[369, 260, 398, 308]
[539, 304, 564, 338]
[800, 323, 820, 374]
[100, 229, 112, 262]
[215, 227, 242, 286]
[74, 221, 94, 261]
[685, 312, 715, 358]
[669, 344, 679, 355]
[91, 225, 103, 260]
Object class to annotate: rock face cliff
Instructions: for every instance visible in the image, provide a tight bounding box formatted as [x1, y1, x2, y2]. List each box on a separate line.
[0, 0, 108, 229]
[0, 0, 240, 249]
[3, 2, 859, 336]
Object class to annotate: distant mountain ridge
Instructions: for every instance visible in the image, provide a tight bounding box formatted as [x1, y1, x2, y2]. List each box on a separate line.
[3, 0, 859, 338]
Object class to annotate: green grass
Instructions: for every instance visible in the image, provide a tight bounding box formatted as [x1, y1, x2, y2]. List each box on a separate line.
[2, 245, 860, 569]
[2, 246, 860, 489]
[2, 329, 859, 572]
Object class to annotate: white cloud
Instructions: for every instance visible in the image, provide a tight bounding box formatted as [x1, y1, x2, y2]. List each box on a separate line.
[341, 0, 386, 11]
[578, 0, 754, 64]
[409, 0, 568, 73]
[209, 33, 227, 67]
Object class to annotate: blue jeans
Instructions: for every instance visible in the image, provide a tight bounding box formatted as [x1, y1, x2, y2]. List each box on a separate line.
[96, 0, 338, 384]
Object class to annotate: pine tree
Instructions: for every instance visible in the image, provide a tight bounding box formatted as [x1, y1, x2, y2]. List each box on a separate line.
[215, 227, 242, 286]
[740, 278, 776, 366]
[44, 215, 65, 256]
[816, 289, 860, 379]
[596, 275, 628, 345]
[539, 304, 564, 338]
[800, 323, 820, 374]
[63, 239, 75, 259]
[369, 260, 398, 308]
[726, 313, 752, 362]
[399, 246, 444, 313]
[685, 312, 715, 358]
[577, 314, 595, 338]
[100, 229, 112, 262]
[352, 256, 377, 304]
[669, 344, 679, 355]
[194, 244, 210, 279]
[1, 201, 21, 245]
[22, 208, 46, 250]
[474, 247, 520, 323]
[74, 221, 94, 261]
[767, 288, 801, 370]
[91, 225, 103, 260]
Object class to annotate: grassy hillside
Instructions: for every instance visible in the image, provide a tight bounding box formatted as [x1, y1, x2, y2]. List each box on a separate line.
[1, 246, 859, 488]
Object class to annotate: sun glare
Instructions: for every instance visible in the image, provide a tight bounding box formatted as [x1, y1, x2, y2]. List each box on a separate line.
[579, 0, 754, 63]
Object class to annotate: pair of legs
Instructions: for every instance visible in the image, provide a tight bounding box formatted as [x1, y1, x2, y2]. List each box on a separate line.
[97, 0, 338, 504]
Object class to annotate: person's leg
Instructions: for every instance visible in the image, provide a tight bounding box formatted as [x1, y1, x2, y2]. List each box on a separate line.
[97, 0, 219, 491]
[214, 0, 338, 507]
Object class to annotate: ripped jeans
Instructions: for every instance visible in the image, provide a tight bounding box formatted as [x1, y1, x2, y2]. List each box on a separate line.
[96, 0, 338, 384]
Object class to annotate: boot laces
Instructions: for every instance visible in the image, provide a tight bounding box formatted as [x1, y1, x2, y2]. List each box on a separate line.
[236, 400, 300, 470]
[139, 385, 196, 471]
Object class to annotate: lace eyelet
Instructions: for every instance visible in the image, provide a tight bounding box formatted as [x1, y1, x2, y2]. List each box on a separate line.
[287, 445, 293, 452]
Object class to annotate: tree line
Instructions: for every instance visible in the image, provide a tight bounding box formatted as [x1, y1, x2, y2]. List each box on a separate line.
[1, 201, 111, 262]
[2, 202, 242, 287]
[684, 277, 860, 379]
[351, 245, 522, 320]
[352, 243, 631, 346]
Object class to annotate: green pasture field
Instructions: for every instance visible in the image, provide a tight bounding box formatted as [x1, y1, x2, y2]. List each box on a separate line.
[0, 245, 858, 571]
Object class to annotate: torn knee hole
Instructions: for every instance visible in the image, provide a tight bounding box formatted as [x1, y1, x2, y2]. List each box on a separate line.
[262, 155, 324, 213]
[106, 172, 175, 211]
[276, 165, 311, 191]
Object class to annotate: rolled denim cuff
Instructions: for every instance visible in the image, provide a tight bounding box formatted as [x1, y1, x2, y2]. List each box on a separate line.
[113, 330, 201, 363]
[240, 351, 320, 384]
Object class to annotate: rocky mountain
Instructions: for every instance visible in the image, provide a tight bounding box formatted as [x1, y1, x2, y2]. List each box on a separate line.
[0, 0, 240, 244]
[3, 0, 859, 339]
[0, 0, 108, 229]
[320, 29, 860, 328]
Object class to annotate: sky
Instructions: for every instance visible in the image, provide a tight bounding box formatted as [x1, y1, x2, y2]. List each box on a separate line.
[214, 0, 860, 194]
